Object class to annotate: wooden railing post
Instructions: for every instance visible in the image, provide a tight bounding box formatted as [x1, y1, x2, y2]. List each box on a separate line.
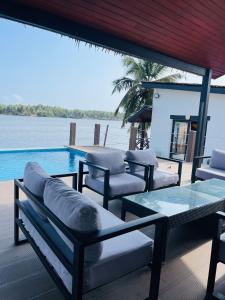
[103, 125, 109, 147]
[129, 127, 138, 150]
[69, 122, 76, 146]
[186, 130, 196, 162]
[94, 124, 100, 145]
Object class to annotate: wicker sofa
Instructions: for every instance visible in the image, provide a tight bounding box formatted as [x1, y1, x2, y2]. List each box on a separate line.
[14, 162, 167, 300]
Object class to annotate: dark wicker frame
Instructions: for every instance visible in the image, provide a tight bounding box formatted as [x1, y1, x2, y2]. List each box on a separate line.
[78, 160, 149, 210]
[148, 156, 183, 191]
[14, 174, 167, 300]
[206, 211, 225, 300]
[191, 155, 211, 183]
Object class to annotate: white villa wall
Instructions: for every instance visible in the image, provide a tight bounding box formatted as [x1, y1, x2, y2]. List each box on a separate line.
[150, 89, 225, 157]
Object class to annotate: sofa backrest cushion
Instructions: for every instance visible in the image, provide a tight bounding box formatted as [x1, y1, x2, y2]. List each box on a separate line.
[44, 178, 102, 263]
[210, 149, 225, 170]
[126, 149, 159, 173]
[24, 162, 50, 218]
[86, 151, 125, 178]
[24, 162, 50, 197]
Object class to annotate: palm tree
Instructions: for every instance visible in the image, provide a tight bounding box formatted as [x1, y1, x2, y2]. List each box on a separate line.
[112, 57, 183, 127]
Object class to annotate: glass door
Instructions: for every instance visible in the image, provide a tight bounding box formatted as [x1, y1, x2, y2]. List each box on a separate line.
[170, 121, 189, 160]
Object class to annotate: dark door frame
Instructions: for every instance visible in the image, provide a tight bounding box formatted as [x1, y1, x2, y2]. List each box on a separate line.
[170, 115, 211, 160]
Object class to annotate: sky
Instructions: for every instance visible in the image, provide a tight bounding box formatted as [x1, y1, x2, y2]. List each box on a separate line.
[1, 18, 225, 112]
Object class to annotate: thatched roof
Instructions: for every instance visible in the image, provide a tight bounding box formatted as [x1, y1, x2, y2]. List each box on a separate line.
[128, 105, 152, 123]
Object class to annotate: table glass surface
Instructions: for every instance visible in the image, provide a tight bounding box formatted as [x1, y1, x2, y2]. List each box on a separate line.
[124, 179, 225, 217]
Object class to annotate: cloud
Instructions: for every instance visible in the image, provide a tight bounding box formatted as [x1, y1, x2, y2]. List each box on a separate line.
[2, 93, 24, 104]
[12, 94, 24, 103]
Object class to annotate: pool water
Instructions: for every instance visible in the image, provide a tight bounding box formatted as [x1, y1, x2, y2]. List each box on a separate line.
[0, 147, 86, 181]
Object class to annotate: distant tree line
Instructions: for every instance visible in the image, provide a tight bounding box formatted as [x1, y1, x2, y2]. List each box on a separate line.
[0, 104, 123, 120]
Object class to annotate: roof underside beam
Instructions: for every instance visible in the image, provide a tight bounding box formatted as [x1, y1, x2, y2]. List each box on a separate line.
[142, 82, 225, 94]
[0, 1, 206, 77]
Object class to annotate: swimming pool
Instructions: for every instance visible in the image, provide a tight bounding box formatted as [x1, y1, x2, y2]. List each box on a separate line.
[0, 147, 86, 181]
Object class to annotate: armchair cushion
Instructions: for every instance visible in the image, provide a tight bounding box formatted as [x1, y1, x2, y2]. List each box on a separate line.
[210, 149, 225, 170]
[126, 149, 158, 173]
[130, 169, 179, 189]
[24, 162, 50, 218]
[20, 198, 152, 293]
[196, 166, 225, 181]
[86, 151, 125, 178]
[152, 170, 179, 189]
[44, 178, 102, 264]
[85, 173, 146, 197]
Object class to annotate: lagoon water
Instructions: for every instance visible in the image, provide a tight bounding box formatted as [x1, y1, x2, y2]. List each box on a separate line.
[0, 115, 130, 150]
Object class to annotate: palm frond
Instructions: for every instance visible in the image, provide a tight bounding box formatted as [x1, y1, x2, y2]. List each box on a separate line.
[155, 73, 183, 83]
[112, 77, 134, 94]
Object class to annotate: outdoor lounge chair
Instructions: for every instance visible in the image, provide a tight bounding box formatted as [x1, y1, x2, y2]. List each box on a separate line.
[78, 151, 148, 209]
[14, 162, 167, 300]
[125, 150, 183, 191]
[206, 211, 225, 299]
[194, 149, 225, 182]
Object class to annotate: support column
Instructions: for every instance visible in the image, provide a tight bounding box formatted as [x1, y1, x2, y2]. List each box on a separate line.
[191, 68, 212, 182]
[186, 130, 196, 162]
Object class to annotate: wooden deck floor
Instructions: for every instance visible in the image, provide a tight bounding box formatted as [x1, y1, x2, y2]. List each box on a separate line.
[67, 145, 125, 153]
[1, 172, 225, 299]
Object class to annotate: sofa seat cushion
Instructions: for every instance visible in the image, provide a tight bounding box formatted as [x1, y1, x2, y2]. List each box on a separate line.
[20, 200, 153, 293]
[126, 149, 158, 173]
[85, 173, 146, 197]
[196, 166, 225, 181]
[219, 233, 225, 263]
[86, 151, 125, 178]
[153, 170, 179, 189]
[130, 169, 179, 189]
[44, 178, 102, 264]
[85, 200, 152, 291]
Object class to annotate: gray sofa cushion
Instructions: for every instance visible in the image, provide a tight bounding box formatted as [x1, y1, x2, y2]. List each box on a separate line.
[130, 169, 178, 189]
[24, 162, 50, 218]
[85, 173, 146, 197]
[219, 233, 225, 264]
[153, 170, 179, 189]
[85, 201, 152, 291]
[86, 151, 125, 178]
[126, 149, 158, 173]
[24, 162, 50, 198]
[20, 199, 152, 293]
[210, 149, 225, 170]
[196, 166, 225, 181]
[44, 178, 102, 264]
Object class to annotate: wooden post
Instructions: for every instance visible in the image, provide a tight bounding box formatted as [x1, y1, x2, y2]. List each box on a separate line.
[186, 130, 196, 162]
[69, 122, 76, 146]
[94, 124, 100, 145]
[129, 127, 138, 150]
[103, 125, 109, 147]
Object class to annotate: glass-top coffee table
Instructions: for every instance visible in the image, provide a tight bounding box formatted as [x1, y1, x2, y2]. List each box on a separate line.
[121, 179, 225, 259]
